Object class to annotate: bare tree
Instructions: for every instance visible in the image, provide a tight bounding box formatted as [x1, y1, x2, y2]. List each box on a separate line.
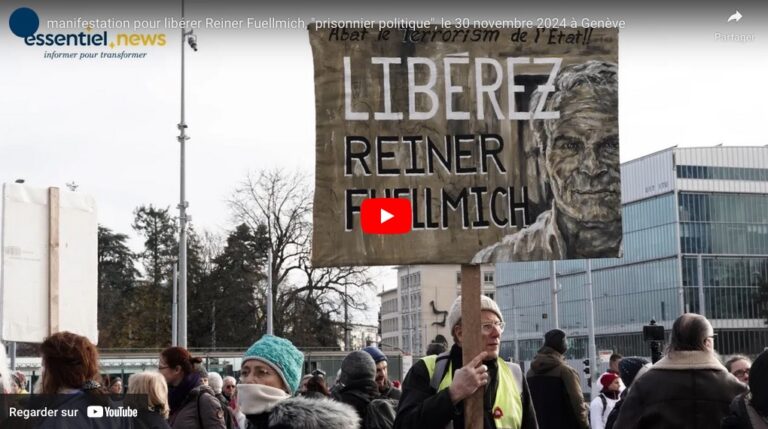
[198, 228, 224, 274]
[229, 168, 374, 345]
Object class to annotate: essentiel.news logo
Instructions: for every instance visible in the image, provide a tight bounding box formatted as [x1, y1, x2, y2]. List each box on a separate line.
[9, 7, 166, 55]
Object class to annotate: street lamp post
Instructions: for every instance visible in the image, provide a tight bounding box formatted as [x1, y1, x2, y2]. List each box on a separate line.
[267, 248, 273, 335]
[177, 0, 197, 348]
[550, 261, 560, 329]
[512, 289, 519, 363]
[172, 265, 178, 346]
[586, 259, 598, 398]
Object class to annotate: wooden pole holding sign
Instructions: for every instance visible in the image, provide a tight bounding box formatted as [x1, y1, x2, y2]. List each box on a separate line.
[48, 187, 60, 335]
[460, 264, 483, 429]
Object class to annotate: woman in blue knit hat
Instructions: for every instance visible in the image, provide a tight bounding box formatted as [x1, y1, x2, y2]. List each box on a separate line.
[235, 334, 359, 429]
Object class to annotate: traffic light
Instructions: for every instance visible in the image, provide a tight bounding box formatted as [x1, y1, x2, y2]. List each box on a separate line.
[583, 359, 591, 387]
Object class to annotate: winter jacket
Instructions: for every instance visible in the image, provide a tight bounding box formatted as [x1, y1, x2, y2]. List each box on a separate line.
[613, 350, 748, 429]
[394, 344, 538, 429]
[589, 391, 619, 429]
[244, 396, 359, 429]
[214, 392, 237, 429]
[526, 346, 589, 429]
[168, 384, 226, 429]
[721, 393, 768, 429]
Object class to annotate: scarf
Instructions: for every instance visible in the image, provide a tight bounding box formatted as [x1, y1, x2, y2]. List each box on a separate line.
[168, 372, 201, 415]
[238, 383, 291, 416]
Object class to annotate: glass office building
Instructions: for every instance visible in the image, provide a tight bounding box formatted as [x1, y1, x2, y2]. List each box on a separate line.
[496, 146, 768, 362]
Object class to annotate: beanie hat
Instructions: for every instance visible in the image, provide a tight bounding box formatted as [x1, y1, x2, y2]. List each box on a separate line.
[243, 335, 304, 394]
[194, 364, 208, 379]
[447, 295, 504, 331]
[600, 372, 620, 390]
[340, 351, 376, 386]
[208, 372, 223, 394]
[618, 356, 650, 388]
[362, 346, 387, 363]
[544, 329, 567, 354]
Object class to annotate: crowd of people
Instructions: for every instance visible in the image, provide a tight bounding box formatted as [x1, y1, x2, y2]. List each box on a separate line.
[1, 296, 767, 429]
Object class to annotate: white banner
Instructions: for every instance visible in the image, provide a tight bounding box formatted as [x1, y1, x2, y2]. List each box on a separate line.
[1, 183, 98, 343]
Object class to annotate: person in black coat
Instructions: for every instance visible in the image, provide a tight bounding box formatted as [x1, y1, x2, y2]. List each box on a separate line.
[394, 295, 538, 429]
[332, 351, 382, 422]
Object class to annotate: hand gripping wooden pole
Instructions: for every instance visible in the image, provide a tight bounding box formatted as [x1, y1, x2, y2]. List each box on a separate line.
[460, 264, 482, 429]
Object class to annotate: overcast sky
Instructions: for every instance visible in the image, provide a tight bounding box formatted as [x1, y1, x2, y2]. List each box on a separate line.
[1, 1, 766, 325]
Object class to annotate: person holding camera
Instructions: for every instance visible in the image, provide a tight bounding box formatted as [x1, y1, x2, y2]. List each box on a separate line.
[614, 313, 747, 429]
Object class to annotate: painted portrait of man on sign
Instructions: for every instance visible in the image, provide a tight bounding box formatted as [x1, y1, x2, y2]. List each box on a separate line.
[473, 61, 622, 262]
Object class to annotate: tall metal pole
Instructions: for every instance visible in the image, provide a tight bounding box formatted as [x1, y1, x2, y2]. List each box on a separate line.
[9, 342, 16, 371]
[586, 259, 598, 398]
[267, 248, 273, 335]
[172, 264, 178, 346]
[177, 0, 190, 348]
[550, 261, 559, 329]
[344, 283, 350, 351]
[512, 294, 520, 363]
[407, 266, 412, 354]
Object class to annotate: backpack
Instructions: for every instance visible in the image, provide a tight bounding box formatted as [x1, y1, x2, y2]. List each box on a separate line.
[363, 397, 398, 429]
[599, 393, 608, 417]
[588, 393, 609, 426]
[344, 390, 398, 429]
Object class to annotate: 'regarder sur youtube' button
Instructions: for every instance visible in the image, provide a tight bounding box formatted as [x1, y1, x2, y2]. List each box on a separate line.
[360, 198, 412, 234]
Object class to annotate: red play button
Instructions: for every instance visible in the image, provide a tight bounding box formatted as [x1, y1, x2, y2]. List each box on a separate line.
[361, 198, 412, 234]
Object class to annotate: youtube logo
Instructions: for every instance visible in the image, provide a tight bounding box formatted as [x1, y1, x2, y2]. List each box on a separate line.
[361, 198, 412, 234]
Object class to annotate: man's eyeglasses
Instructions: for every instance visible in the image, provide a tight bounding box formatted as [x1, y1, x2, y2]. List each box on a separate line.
[481, 321, 505, 334]
[733, 369, 750, 377]
[158, 365, 169, 370]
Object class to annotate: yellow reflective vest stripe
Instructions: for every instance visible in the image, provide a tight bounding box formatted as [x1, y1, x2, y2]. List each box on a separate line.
[422, 355, 523, 429]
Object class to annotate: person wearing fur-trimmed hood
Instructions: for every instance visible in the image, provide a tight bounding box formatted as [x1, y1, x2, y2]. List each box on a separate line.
[236, 335, 360, 429]
[614, 313, 747, 429]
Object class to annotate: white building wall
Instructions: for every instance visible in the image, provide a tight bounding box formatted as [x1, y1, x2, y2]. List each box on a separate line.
[387, 265, 495, 357]
[675, 147, 768, 195]
[621, 147, 676, 204]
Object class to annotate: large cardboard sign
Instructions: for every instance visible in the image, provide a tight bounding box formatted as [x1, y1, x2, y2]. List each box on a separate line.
[1, 184, 98, 343]
[310, 26, 621, 266]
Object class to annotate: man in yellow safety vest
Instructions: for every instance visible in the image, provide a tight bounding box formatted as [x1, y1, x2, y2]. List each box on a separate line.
[394, 295, 538, 429]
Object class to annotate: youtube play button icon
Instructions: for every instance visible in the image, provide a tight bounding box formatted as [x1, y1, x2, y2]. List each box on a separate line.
[361, 198, 412, 234]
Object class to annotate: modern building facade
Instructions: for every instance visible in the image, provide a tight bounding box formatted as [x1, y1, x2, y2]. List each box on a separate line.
[379, 264, 495, 356]
[497, 146, 768, 362]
